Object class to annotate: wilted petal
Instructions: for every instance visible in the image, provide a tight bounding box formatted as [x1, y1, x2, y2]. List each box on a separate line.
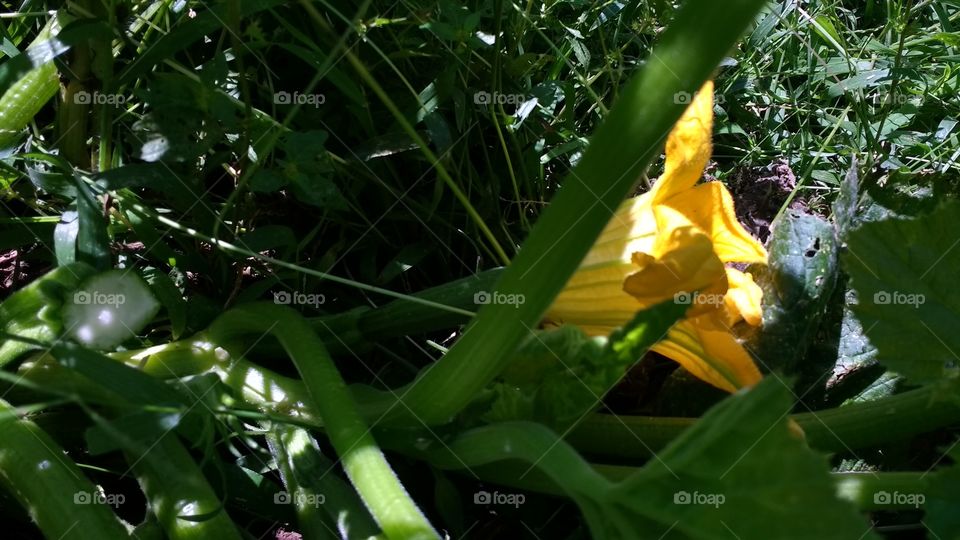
[662, 181, 766, 264]
[650, 80, 714, 204]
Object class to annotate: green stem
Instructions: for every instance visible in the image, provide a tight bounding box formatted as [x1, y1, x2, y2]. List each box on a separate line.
[0, 16, 62, 147]
[265, 426, 339, 540]
[206, 303, 439, 540]
[381, 423, 932, 513]
[126, 432, 243, 540]
[266, 424, 382, 540]
[0, 399, 129, 540]
[568, 380, 960, 459]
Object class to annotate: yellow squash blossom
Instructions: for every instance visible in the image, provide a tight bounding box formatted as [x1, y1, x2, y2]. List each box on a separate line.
[545, 81, 767, 393]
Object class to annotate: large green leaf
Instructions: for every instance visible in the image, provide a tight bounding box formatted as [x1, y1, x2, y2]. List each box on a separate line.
[843, 200, 960, 383]
[744, 210, 840, 386]
[608, 379, 876, 539]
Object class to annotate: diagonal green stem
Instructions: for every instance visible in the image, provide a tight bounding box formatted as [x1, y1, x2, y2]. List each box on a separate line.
[206, 303, 439, 540]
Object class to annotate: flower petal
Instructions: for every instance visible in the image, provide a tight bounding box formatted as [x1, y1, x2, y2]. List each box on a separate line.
[652, 316, 763, 393]
[723, 268, 763, 327]
[580, 193, 658, 269]
[651, 80, 714, 203]
[661, 181, 767, 264]
[544, 261, 647, 334]
[622, 205, 726, 309]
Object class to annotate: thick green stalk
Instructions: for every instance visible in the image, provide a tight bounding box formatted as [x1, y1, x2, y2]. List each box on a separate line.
[265, 427, 337, 540]
[266, 424, 382, 540]
[568, 380, 960, 459]
[354, 0, 769, 427]
[0, 17, 62, 147]
[206, 303, 439, 540]
[0, 398, 129, 540]
[127, 433, 244, 540]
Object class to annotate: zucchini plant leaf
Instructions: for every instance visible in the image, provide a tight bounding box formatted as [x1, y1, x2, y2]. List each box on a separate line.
[744, 210, 840, 390]
[612, 378, 877, 539]
[843, 199, 960, 384]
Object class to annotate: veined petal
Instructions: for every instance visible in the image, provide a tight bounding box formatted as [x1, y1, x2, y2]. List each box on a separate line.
[545, 261, 645, 333]
[661, 181, 767, 264]
[580, 193, 658, 269]
[723, 268, 763, 327]
[651, 80, 714, 203]
[652, 316, 763, 393]
[623, 205, 726, 308]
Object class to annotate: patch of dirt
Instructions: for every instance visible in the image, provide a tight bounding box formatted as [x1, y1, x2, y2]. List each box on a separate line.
[728, 159, 807, 244]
